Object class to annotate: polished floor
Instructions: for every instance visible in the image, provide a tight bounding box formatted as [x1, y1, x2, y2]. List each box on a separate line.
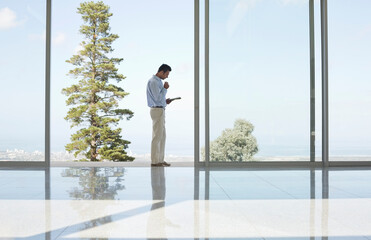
[1, 167, 371, 240]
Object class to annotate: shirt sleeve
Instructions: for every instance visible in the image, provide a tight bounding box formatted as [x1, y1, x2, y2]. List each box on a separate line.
[149, 79, 167, 105]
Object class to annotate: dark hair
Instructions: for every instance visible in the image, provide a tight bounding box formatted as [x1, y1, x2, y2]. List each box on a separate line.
[158, 64, 172, 73]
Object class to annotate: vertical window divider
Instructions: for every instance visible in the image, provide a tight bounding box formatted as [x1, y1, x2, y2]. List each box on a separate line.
[321, 0, 329, 166]
[45, 0, 52, 168]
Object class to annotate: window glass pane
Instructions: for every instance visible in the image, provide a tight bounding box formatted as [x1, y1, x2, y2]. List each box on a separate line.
[51, 0, 193, 163]
[208, 0, 310, 162]
[329, 0, 371, 161]
[199, 0, 206, 163]
[0, 0, 45, 161]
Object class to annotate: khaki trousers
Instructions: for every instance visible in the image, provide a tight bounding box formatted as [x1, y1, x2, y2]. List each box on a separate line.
[150, 108, 166, 164]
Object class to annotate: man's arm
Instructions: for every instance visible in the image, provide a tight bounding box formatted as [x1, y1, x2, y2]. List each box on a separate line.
[149, 80, 167, 104]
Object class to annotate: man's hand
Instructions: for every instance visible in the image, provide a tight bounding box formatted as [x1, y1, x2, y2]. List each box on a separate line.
[164, 81, 169, 89]
[166, 98, 172, 104]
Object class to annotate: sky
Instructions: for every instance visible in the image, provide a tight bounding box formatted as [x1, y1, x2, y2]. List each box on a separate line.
[0, 0, 370, 158]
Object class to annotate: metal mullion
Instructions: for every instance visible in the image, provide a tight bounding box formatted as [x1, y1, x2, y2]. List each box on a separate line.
[321, 0, 329, 166]
[45, 0, 52, 168]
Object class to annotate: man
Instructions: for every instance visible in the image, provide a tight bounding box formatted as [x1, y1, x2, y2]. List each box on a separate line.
[147, 64, 173, 167]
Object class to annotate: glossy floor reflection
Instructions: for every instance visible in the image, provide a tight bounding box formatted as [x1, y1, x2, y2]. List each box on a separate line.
[1, 167, 371, 239]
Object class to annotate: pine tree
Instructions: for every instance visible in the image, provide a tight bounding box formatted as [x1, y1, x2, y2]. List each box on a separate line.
[62, 1, 134, 162]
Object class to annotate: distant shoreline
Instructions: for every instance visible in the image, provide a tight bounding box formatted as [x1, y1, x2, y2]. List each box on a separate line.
[1, 149, 371, 162]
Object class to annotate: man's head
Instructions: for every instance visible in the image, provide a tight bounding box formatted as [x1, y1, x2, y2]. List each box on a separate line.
[156, 64, 172, 80]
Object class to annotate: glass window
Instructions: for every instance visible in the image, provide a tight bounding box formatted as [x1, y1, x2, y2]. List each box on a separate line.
[328, 0, 371, 161]
[51, 0, 194, 163]
[0, 0, 45, 161]
[208, 0, 310, 162]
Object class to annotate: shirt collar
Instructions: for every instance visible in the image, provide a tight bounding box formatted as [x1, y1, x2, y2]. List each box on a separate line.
[153, 75, 162, 81]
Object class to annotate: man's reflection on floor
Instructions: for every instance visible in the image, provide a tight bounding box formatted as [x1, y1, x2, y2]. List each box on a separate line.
[147, 167, 167, 240]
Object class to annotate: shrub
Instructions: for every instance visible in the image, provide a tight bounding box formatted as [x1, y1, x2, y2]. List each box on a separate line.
[202, 119, 258, 162]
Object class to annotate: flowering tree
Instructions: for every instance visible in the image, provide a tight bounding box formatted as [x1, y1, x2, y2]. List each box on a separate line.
[202, 119, 258, 162]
